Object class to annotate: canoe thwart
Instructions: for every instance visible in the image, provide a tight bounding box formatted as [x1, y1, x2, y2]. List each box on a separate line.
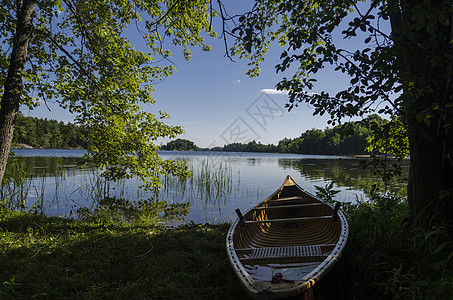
[235, 208, 245, 224]
[253, 203, 328, 210]
[332, 202, 341, 221]
[274, 196, 307, 202]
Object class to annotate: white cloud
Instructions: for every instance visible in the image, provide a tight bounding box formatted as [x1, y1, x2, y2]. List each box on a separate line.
[234, 79, 241, 84]
[261, 88, 321, 97]
[260, 88, 289, 95]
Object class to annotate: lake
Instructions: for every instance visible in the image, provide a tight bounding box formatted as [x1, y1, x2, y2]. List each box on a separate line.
[4, 149, 408, 223]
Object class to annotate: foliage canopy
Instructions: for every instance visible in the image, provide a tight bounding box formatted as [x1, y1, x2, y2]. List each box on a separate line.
[229, 0, 453, 229]
[0, 0, 216, 189]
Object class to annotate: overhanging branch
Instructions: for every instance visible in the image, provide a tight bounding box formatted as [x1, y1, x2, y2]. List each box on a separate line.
[34, 28, 99, 87]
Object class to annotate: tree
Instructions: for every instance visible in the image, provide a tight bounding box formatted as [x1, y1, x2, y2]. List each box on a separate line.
[300, 128, 326, 154]
[0, 1, 216, 189]
[11, 113, 88, 148]
[230, 0, 452, 230]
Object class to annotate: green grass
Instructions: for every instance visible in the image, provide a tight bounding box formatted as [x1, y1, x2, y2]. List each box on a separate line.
[2, 193, 453, 299]
[0, 211, 247, 299]
[4, 156, 451, 298]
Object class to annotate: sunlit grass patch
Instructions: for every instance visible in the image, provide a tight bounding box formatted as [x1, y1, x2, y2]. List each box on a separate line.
[0, 211, 247, 299]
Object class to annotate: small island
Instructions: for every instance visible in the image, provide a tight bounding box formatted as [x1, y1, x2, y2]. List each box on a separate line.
[160, 138, 199, 151]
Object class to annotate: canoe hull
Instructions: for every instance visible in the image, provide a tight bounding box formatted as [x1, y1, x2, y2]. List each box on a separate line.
[226, 175, 348, 299]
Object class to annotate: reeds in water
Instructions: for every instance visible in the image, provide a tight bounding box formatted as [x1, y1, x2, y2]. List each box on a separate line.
[194, 159, 233, 202]
[0, 159, 30, 210]
[160, 158, 236, 204]
[1, 156, 238, 217]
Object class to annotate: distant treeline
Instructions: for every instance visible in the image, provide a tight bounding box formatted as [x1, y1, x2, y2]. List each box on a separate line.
[162, 115, 387, 155]
[15, 113, 385, 154]
[12, 113, 88, 149]
[160, 138, 199, 151]
[211, 124, 369, 155]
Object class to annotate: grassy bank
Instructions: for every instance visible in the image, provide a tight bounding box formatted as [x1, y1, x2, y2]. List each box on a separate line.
[1, 196, 453, 299]
[0, 211, 247, 299]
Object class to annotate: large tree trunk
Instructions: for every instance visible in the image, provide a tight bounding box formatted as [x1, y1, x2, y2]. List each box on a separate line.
[407, 106, 453, 230]
[397, 0, 453, 230]
[0, 0, 36, 184]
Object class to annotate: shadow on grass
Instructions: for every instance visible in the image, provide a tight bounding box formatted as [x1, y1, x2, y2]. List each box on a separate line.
[0, 212, 249, 299]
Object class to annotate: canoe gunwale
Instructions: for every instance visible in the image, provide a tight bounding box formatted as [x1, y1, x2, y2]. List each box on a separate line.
[226, 175, 349, 299]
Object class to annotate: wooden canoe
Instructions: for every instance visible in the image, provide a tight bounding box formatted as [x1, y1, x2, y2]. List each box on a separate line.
[226, 175, 348, 299]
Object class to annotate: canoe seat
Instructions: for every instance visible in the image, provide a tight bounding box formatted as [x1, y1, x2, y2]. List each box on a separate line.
[249, 245, 322, 260]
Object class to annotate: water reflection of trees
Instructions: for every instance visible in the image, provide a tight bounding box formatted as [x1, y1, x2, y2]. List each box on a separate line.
[6, 157, 85, 178]
[4, 155, 410, 211]
[278, 158, 409, 197]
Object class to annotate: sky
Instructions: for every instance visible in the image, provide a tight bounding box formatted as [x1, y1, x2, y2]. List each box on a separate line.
[22, 0, 361, 148]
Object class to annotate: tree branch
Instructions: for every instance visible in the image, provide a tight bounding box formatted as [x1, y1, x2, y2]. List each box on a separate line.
[217, 0, 234, 61]
[36, 28, 99, 88]
[147, 0, 181, 28]
[319, 36, 403, 114]
[353, 1, 394, 42]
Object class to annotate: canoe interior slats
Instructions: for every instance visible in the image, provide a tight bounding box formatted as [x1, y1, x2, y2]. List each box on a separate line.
[235, 244, 337, 253]
[243, 215, 333, 224]
[264, 262, 320, 268]
[251, 245, 322, 259]
[253, 203, 328, 210]
[239, 256, 328, 264]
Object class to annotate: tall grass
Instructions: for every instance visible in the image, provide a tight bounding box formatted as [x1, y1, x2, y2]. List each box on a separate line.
[1, 157, 238, 216]
[343, 195, 453, 299]
[0, 158, 71, 214]
[313, 183, 453, 299]
[194, 159, 234, 202]
[154, 158, 236, 206]
[0, 159, 41, 212]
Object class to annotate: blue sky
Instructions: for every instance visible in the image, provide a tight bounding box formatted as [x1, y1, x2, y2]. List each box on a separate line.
[23, 0, 360, 148]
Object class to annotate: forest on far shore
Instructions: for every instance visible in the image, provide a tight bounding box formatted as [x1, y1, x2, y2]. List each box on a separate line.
[13, 113, 388, 156]
[163, 114, 388, 155]
[12, 113, 88, 149]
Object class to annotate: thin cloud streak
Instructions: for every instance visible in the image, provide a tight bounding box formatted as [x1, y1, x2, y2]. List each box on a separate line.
[260, 88, 289, 95]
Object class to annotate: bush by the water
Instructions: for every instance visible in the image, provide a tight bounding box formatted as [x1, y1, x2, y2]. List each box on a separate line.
[343, 195, 453, 299]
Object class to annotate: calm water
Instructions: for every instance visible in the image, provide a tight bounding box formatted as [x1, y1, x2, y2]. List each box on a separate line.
[5, 149, 408, 223]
